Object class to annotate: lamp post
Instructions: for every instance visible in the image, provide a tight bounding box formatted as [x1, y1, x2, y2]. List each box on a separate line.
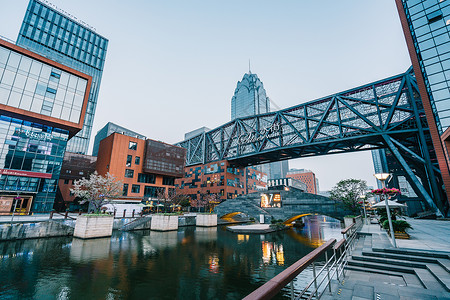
[360, 195, 368, 225]
[374, 173, 397, 248]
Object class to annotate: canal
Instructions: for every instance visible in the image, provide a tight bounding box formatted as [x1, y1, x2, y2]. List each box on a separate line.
[0, 215, 342, 299]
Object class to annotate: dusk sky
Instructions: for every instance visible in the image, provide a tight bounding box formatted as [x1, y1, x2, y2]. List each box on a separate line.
[0, 0, 412, 190]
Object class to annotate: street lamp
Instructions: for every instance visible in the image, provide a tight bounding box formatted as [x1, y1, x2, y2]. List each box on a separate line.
[360, 194, 368, 225]
[374, 173, 397, 248]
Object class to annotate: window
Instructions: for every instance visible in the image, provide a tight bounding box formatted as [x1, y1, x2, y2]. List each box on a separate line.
[126, 155, 132, 167]
[123, 183, 128, 196]
[129, 141, 137, 150]
[124, 169, 134, 178]
[138, 173, 155, 184]
[135, 156, 140, 165]
[64, 179, 69, 184]
[163, 176, 175, 186]
[131, 184, 140, 193]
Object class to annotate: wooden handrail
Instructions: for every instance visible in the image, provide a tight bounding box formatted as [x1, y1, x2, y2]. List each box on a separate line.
[341, 223, 355, 235]
[243, 239, 336, 300]
[333, 238, 346, 251]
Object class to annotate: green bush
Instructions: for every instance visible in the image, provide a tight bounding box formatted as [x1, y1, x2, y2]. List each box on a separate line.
[382, 220, 412, 232]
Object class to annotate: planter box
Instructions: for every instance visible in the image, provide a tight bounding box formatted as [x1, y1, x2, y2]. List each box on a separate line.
[151, 215, 178, 231]
[196, 214, 217, 227]
[73, 215, 114, 239]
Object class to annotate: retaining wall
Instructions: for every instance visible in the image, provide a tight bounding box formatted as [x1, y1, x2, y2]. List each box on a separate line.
[0, 221, 74, 241]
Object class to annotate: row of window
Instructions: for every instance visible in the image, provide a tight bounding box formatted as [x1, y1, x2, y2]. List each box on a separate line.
[126, 154, 140, 167]
[123, 184, 165, 197]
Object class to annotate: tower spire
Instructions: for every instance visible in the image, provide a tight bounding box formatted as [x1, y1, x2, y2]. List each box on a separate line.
[248, 59, 251, 74]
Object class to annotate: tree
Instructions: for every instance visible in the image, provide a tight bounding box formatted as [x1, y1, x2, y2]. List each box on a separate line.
[190, 193, 221, 212]
[156, 188, 178, 213]
[70, 171, 122, 214]
[330, 179, 368, 214]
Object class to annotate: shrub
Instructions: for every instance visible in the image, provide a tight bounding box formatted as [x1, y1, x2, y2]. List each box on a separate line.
[382, 220, 412, 232]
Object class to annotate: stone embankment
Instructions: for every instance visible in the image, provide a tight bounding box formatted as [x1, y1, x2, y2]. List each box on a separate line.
[0, 220, 73, 241]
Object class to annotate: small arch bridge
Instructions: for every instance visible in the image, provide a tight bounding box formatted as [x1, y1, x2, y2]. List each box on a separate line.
[214, 189, 351, 223]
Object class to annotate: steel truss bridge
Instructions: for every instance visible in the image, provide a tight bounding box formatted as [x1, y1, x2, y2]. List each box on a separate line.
[178, 69, 446, 216]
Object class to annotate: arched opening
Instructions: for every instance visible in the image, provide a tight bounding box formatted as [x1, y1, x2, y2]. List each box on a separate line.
[220, 212, 251, 222]
[282, 213, 312, 226]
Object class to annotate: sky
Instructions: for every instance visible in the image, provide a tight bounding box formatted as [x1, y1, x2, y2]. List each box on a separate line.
[0, 0, 412, 191]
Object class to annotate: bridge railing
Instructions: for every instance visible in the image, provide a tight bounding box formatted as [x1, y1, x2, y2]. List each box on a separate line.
[244, 223, 359, 300]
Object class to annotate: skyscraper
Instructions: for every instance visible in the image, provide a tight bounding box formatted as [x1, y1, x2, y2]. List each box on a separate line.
[231, 71, 288, 179]
[231, 72, 270, 120]
[17, 0, 108, 154]
[395, 0, 450, 206]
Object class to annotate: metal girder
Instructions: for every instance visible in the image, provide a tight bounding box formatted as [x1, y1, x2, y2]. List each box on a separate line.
[177, 69, 447, 215]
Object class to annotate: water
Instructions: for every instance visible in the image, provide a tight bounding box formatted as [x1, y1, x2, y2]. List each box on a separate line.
[0, 215, 341, 300]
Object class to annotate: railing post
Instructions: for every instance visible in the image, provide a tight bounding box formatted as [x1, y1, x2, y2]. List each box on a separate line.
[290, 281, 294, 300]
[312, 262, 318, 299]
[113, 209, 116, 218]
[123, 209, 126, 218]
[132, 209, 135, 218]
[79, 210, 82, 215]
[50, 211, 53, 219]
[334, 248, 339, 281]
[64, 210, 68, 219]
[325, 251, 332, 293]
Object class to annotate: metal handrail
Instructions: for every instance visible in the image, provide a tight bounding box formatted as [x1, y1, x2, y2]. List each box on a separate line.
[243, 239, 336, 300]
[244, 221, 360, 300]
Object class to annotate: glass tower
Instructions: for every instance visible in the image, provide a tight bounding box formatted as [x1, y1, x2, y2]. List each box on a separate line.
[396, 0, 450, 205]
[17, 0, 108, 154]
[230, 72, 288, 179]
[231, 72, 270, 120]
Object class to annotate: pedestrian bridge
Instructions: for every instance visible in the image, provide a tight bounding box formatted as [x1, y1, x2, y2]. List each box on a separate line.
[214, 189, 351, 223]
[179, 68, 445, 216]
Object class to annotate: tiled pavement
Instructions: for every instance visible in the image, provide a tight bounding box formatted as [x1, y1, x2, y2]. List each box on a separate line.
[321, 219, 450, 300]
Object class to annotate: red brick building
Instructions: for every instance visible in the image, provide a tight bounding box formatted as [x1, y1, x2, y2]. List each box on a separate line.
[175, 160, 267, 200]
[96, 133, 186, 203]
[286, 169, 318, 194]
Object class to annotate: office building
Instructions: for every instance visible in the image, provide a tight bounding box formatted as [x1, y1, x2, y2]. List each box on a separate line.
[175, 160, 267, 200]
[92, 122, 145, 156]
[0, 38, 91, 213]
[286, 169, 319, 194]
[231, 71, 288, 179]
[17, 0, 108, 154]
[231, 72, 270, 120]
[396, 0, 450, 204]
[96, 133, 186, 203]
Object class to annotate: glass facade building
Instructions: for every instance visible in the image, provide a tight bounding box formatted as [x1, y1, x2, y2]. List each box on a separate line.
[398, 0, 450, 132]
[231, 73, 270, 120]
[396, 0, 450, 205]
[0, 38, 90, 212]
[17, 0, 108, 154]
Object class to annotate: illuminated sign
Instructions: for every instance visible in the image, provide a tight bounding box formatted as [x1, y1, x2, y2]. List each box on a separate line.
[260, 193, 282, 208]
[238, 123, 280, 145]
[0, 169, 52, 179]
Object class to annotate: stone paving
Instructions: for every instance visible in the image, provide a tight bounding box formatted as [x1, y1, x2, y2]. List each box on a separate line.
[322, 218, 450, 300]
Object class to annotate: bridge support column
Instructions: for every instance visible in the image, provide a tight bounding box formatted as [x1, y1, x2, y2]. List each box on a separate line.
[383, 135, 443, 217]
[260, 215, 265, 224]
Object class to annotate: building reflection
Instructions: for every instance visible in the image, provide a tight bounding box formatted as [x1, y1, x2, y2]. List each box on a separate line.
[261, 241, 285, 266]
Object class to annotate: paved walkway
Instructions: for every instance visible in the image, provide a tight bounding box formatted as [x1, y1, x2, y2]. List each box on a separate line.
[324, 218, 450, 300]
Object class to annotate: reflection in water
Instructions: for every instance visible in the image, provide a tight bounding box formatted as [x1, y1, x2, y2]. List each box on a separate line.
[0, 215, 341, 299]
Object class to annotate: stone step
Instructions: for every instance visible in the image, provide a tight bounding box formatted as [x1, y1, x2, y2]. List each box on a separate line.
[373, 247, 450, 259]
[362, 250, 442, 264]
[345, 265, 426, 289]
[347, 259, 415, 274]
[414, 268, 448, 292]
[427, 264, 450, 292]
[352, 255, 426, 269]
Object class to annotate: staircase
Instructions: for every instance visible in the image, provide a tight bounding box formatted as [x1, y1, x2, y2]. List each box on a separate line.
[119, 216, 152, 231]
[331, 234, 450, 299]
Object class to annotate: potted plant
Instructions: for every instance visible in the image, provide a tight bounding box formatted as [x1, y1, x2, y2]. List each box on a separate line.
[382, 219, 412, 239]
[71, 172, 122, 239]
